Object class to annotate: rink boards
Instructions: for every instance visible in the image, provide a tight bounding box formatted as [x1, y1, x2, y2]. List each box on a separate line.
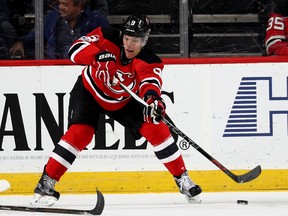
[0, 57, 288, 194]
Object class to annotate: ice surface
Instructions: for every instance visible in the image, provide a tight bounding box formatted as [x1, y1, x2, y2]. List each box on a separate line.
[0, 191, 287, 216]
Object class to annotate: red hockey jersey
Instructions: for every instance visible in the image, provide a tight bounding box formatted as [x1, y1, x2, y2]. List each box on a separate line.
[265, 13, 288, 55]
[68, 26, 164, 111]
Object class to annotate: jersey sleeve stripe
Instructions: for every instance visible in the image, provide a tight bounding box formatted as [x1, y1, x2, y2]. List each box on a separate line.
[139, 77, 161, 89]
[265, 35, 285, 47]
[68, 41, 90, 63]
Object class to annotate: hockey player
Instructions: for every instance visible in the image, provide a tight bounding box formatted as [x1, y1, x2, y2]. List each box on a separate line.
[31, 14, 202, 206]
[265, 0, 288, 55]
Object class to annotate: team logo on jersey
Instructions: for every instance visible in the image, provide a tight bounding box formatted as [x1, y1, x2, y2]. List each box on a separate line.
[116, 70, 135, 81]
[223, 77, 288, 137]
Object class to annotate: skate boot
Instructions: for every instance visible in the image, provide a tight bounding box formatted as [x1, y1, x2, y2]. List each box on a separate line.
[30, 167, 60, 206]
[174, 171, 202, 203]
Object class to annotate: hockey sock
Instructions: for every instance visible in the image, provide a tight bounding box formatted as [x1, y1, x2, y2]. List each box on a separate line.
[46, 124, 95, 181]
[46, 157, 68, 181]
[153, 136, 186, 176]
[139, 122, 186, 176]
[61, 124, 95, 151]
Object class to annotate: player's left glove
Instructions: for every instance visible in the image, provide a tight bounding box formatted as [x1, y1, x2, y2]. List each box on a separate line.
[93, 50, 117, 87]
[143, 91, 166, 124]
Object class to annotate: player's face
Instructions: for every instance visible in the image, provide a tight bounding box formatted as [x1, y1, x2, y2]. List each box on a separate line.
[122, 35, 143, 59]
[59, 0, 82, 21]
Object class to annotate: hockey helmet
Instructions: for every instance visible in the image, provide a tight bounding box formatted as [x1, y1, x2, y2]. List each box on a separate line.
[122, 15, 151, 38]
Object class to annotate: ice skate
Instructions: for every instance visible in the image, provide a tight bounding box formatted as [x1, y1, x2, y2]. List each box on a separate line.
[30, 168, 60, 206]
[174, 171, 202, 203]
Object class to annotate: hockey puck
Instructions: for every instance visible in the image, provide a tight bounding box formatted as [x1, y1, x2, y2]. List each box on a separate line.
[237, 200, 248, 205]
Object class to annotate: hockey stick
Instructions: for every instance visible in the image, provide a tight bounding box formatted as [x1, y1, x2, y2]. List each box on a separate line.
[0, 189, 104, 215]
[118, 82, 261, 183]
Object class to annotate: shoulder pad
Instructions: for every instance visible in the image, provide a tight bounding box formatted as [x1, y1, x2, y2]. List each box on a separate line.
[137, 48, 163, 64]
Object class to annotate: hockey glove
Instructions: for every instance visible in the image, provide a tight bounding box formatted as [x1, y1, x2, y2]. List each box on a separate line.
[93, 51, 117, 87]
[143, 91, 166, 124]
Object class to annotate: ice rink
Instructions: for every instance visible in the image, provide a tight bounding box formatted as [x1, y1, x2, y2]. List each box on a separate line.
[0, 191, 287, 216]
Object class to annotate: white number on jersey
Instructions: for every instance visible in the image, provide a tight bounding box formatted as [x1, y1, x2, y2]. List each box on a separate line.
[266, 16, 285, 31]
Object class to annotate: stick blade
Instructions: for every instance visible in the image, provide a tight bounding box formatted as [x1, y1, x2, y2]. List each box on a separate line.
[0, 189, 105, 215]
[233, 165, 262, 183]
[89, 190, 105, 215]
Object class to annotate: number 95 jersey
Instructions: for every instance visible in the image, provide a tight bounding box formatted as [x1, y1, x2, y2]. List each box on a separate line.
[265, 13, 288, 55]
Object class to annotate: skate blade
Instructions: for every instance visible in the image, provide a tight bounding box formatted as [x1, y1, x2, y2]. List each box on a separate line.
[30, 193, 58, 207]
[185, 194, 202, 204]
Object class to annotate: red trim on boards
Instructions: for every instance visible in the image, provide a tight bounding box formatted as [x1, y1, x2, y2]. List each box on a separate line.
[162, 56, 288, 64]
[0, 59, 72, 66]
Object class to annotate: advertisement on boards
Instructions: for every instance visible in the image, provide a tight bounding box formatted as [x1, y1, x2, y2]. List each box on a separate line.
[0, 63, 288, 174]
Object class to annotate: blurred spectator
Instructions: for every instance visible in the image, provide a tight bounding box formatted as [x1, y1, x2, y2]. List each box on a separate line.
[0, 0, 17, 59]
[7, 0, 35, 38]
[265, 0, 288, 55]
[10, 0, 109, 59]
[27, 0, 109, 16]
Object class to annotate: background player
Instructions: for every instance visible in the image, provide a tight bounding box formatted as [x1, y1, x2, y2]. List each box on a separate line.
[265, 0, 288, 55]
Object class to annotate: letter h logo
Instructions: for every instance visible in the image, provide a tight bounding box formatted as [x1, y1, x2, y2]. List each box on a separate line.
[223, 77, 288, 137]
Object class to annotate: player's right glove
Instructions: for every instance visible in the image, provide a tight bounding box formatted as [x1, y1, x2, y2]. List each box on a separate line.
[93, 50, 117, 87]
[143, 91, 166, 124]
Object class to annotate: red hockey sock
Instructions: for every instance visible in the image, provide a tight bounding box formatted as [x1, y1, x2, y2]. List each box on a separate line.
[163, 156, 186, 177]
[139, 122, 186, 177]
[61, 124, 95, 151]
[45, 157, 67, 181]
[45, 124, 95, 181]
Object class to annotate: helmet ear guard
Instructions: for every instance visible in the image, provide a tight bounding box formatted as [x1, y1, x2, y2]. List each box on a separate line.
[141, 29, 151, 47]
